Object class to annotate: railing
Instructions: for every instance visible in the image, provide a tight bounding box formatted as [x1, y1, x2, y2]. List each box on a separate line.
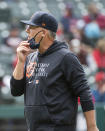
[0, 103, 105, 131]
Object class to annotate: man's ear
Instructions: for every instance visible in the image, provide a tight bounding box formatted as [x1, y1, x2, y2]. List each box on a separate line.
[41, 30, 46, 37]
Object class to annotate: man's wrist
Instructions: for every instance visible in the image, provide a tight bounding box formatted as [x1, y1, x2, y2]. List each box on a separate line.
[87, 119, 97, 129]
[87, 125, 99, 131]
[87, 124, 97, 129]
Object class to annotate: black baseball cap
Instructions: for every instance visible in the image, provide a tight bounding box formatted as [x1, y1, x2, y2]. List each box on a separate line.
[21, 11, 58, 33]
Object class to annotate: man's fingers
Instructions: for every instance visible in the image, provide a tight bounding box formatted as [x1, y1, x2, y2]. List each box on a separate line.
[17, 41, 35, 57]
[17, 46, 30, 54]
[18, 41, 30, 47]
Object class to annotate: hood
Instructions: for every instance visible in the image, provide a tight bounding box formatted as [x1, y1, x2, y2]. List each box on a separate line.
[38, 40, 68, 57]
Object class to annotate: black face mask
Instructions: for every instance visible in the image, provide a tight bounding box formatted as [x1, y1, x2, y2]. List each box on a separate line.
[28, 30, 43, 49]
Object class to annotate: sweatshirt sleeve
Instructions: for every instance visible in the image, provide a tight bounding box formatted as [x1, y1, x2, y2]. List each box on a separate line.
[61, 53, 94, 112]
[10, 60, 27, 97]
[10, 76, 25, 96]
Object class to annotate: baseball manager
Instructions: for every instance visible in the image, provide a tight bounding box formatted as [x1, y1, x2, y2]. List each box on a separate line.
[10, 11, 99, 131]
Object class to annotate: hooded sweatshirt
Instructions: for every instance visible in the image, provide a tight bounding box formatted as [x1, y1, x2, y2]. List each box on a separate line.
[10, 40, 94, 131]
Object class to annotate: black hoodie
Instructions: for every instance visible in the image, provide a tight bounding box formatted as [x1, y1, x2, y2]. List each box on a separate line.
[10, 40, 94, 131]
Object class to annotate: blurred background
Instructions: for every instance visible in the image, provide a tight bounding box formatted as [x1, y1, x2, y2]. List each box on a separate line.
[0, 0, 105, 130]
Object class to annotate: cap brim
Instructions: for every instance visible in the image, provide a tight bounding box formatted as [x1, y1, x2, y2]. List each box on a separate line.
[20, 20, 38, 26]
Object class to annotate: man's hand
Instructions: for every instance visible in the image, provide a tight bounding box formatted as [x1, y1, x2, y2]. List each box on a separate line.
[17, 41, 34, 63]
[13, 41, 34, 80]
[87, 126, 99, 131]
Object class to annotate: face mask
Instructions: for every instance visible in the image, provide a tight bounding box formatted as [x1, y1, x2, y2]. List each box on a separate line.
[28, 30, 43, 49]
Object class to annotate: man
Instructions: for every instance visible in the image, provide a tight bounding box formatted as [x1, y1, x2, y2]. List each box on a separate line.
[10, 11, 99, 131]
[83, 3, 105, 30]
[60, 3, 77, 42]
[60, 3, 77, 33]
[92, 72, 105, 102]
